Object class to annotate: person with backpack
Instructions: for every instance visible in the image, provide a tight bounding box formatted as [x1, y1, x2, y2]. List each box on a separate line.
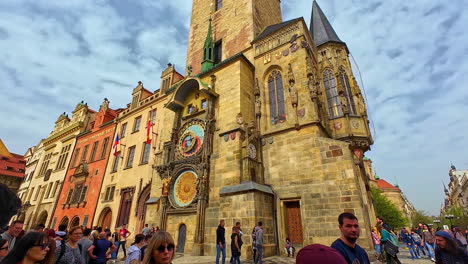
[54, 226, 85, 264]
[378, 224, 401, 264]
[88, 232, 116, 264]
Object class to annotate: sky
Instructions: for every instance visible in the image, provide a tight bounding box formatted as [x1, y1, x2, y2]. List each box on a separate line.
[1, 0, 467, 215]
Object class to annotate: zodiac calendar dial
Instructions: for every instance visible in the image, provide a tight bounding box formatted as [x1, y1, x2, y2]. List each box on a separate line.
[178, 123, 205, 157]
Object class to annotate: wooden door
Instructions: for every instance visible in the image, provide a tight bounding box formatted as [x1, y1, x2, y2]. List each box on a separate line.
[285, 201, 303, 244]
[101, 209, 112, 229]
[177, 224, 186, 253]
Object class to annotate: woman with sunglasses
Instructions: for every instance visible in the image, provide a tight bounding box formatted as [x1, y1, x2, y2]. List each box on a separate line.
[142, 231, 175, 264]
[0, 231, 54, 264]
[0, 239, 8, 261]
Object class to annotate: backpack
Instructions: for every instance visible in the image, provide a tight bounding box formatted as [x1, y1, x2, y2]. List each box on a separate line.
[55, 241, 82, 264]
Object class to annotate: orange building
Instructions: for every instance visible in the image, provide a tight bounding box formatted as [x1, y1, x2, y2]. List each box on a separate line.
[0, 139, 26, 193]
[51, 99, 117, 229]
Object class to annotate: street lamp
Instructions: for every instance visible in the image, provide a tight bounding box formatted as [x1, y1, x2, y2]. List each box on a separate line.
[433, 219, 441, 228]
[444, 214, 454, 229]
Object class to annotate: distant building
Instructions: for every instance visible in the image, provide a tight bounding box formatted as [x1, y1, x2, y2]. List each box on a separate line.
[364, 157, 415, 224]
[444, 165, 468, 210]
[0, 139, 26, 193]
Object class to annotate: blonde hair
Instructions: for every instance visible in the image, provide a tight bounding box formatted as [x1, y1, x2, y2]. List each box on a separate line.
[142, 231, 175, 264]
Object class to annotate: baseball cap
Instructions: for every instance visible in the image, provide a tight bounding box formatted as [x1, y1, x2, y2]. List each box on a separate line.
[297, 244, 347, 264]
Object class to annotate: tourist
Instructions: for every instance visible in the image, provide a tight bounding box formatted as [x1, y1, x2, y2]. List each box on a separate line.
[33, 224, 46, 233]
[453, 227, 467, 249]
[251, 227, 257, 263]
[88, 231, 116, 264]
[296, 244, 347, 264]
[434, 230, 468, 263]
[422, 224, 436, 262]
[0, 220, 23, 251]
[371, 227, 382, 260]
[55, 224, 67, 247]
[141, 231, 175, 264]
[54, 226, 85, 264]
[230, 227, 242, 264]
[376, 217, 390, 231]
[378, 224, 401, 264]
[229, 222, 242, 264]
[125, 234, 145, 264]
[0, 239, 8, 261]
[216, 219, 226, 264]
[149, 227, 156, 236]
[0, 231, 54, 264]
[254, 222, 264, 264]
[284, 237, 295, 257]
[402, 229, 419, 260]
[410, 229, 426, 257]
[142, 224, 151, 236]
[139, 234, 153, 261]
[331, 212, 370, 264]
[118, 224, 131, 259]
[111, 227, 120, 260]
[78, 228, 94, 264]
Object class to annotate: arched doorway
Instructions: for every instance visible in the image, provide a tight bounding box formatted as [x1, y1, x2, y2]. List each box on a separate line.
[135, 184, 151, 233]
[70, 216, 80, 228]
[36, 210, 48, 227]
[59, 216, 69, 228]
[176, 224, 186, 253]
[98, 208, 112, 230]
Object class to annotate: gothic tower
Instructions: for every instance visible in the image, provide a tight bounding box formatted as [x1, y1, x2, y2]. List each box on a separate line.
[185, 0, 282, 75]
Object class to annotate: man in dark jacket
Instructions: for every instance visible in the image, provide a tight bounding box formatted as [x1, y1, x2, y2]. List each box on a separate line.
[216, 219, 226, 264]
[434, 231, 468, 264]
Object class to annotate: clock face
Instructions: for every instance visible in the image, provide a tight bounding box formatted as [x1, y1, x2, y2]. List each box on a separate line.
[172, 170, 198, 207]
[178, 124, 205, 157]
[248, 143, 257, 159]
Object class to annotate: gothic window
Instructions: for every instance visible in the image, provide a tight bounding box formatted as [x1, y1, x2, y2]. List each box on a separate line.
[338, 68, 357, 115]
[323, 70, 342, 118]
[214, 40, 222, 64]
[268, 70, 286, 124]
[215, 0, 222, 11]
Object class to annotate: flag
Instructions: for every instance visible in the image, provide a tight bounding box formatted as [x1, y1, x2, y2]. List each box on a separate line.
[112, 133, 119, 156]
[146, 117, 152, 144]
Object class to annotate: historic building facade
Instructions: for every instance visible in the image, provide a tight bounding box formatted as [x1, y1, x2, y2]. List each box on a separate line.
[148, 0, 376, 257]
[19, 102, 95, 229]
[444, 165, 468, 210]
[0, 139, 25, 193]
[51, 99, 117, 229]
[92, 77, 180, 234]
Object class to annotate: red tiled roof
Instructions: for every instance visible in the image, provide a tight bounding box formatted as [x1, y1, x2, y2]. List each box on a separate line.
[376, 179, 399, 190]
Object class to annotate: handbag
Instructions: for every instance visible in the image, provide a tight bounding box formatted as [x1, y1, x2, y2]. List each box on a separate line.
[383, 241, 399, 257]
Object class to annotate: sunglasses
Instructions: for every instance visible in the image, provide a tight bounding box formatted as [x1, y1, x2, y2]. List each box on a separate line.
[34, 243, 50, 250]
[0, 246, 8, 251]
[156, 244, 175, 253]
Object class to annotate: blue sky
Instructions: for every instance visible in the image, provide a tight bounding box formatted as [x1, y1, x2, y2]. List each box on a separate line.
[1, 0, 467, 215]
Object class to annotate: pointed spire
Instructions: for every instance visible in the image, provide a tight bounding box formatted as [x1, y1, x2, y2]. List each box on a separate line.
[310, 1, 346, 47]
[202, 18, 215, 73]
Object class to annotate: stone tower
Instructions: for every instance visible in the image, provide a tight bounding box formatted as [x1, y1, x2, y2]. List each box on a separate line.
[152, 0, 377, 258]
[185, 0, 282, 75]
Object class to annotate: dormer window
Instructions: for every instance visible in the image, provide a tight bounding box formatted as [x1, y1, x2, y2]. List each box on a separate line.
[131, 94, 139, 108]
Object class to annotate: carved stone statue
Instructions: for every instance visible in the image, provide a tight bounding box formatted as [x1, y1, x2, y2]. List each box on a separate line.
[307, 75, 318, 100]
[354, 91, 367, 116]
[255, 96, 261, 117]
[339, 91, 349, 115]
[100, 98, 110, 111]
[161, 179, 169, 196]
[288, 64, 298, 107]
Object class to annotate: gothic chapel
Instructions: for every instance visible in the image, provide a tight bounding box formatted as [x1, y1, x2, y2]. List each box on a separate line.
[146, 0, 376, 257]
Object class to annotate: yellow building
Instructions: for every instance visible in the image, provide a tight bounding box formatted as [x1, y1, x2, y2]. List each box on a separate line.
[143, 0, 376, 258]
[18, 102, 95, 229]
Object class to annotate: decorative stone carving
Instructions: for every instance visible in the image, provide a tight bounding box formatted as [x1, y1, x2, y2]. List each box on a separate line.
[338, 91, 349, 115]
[288, 64, 298, 107]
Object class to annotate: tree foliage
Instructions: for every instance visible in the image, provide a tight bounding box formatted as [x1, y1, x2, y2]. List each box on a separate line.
[371, 188, 407, 229]
[437, 206, 468, 229]
[411, 210, 433, 227]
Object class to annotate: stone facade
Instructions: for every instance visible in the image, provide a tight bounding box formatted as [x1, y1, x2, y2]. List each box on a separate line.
[18, 102, 95, 229]
[445, 166, 468, 210]
[52, 98, 117, 230]
[148, 0, 376, 259]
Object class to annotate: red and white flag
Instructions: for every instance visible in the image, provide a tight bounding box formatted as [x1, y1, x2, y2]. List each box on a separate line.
[146, 117, 152, 144]
[112, 133, 119, 156]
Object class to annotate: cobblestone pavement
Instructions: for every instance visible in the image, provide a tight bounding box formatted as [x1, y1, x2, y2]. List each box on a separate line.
[112, 244, 434, 264]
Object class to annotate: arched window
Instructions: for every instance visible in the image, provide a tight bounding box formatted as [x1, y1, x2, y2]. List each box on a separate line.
[323, 70, 342, 118]
[338, 68, 356, 115]
[268, 70, 286, 124]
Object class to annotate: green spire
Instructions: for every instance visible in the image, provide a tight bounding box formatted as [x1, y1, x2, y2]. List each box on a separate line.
[201, 18, 215, 72]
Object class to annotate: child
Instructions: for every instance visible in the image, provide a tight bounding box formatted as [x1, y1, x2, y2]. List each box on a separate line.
[284, 238, 295, 257]
[371, 227, 382, 260]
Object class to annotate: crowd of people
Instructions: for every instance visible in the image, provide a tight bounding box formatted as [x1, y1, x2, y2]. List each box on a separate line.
[1, 216, 467, 264]
[0, 221, 174, 264]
